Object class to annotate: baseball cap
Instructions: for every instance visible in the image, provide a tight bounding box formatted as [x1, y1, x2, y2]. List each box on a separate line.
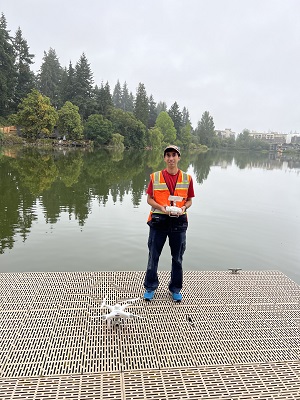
[164, 145, 181, 156]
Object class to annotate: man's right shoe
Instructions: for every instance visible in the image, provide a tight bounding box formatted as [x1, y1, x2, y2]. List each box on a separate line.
[144, 290, 155, 301]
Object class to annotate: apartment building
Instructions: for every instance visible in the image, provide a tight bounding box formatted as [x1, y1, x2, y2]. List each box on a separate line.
[248, 131, 287, 143]
[215, 128, 236, 139]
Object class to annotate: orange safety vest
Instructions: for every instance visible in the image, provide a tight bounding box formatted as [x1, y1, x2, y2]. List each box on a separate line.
[147, 170, 191, 222]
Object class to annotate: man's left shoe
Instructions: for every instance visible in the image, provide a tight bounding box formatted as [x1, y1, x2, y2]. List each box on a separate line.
[170, 291, 182, 302]
[144, 290, 155, 301]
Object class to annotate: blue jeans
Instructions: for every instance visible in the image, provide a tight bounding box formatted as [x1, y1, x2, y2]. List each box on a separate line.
[144, 227, 186, 293]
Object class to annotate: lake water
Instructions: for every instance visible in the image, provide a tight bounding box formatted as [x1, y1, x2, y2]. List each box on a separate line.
[1, 147, 300, 284]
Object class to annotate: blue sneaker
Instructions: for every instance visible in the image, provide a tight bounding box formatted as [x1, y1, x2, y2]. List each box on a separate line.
[144, 290, 155, 301]
[170, 291, 182, 302]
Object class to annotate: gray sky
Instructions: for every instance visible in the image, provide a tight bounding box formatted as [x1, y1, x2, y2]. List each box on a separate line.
[2, 0, 300, 134]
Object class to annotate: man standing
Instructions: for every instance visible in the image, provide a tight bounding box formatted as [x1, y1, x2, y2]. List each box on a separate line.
[144, 145, 195, 302]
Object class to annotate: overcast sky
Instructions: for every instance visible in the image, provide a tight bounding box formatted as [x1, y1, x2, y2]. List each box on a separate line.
[2, 0, 300, 134]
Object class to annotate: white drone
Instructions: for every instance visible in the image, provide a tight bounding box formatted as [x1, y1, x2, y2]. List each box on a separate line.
[100, 297, 141, 326]
[166, 195, 184, 216]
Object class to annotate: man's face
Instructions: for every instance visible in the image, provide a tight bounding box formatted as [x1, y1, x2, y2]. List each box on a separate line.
[164, 151, 180, 166]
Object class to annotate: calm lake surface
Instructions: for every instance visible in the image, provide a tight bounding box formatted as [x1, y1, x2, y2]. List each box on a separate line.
[1, 147, 300, 284]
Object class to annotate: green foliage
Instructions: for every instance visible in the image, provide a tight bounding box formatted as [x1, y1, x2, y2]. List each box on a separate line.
[95, 81, 113, 116]
[121, 82, 134, 112]
[0, 13, 209, 150]
[73, 53, 94, 120]
[7, 113, 18, 126]
[37, 48, 62, 109]
[249, 140, 270, 151]
[0, 116, 8, 126]
[0, 13, 261, 152]
[134, 82, 149, 126]
[109, 133, 125, 150]
[180, 123, 192, 149]
[189, 142, 208, 153]
[235, 129, 251, 149]
[195, 111, 216, 147]
[0, 131, 23, 145]
[168, 101, 182, 136]
[84, 114, 113, 145]
[59, 62, 76, 106]
[148, 94, 157, 128]
[57, 101, 83, 140]
[220, 136, 236, 149]
[108, 108, 147, 148]
[0, 13, 17, 116]
[235, 129, 270, 151]
[13, 27, 35, 111]
[112, 80, 122, 109]
[148, 126, 163, 149]
[182, 107, 191, 126]
[156, 101, 167, 115]
[15, 89, 58, 139]
[155, 111, 176, 144]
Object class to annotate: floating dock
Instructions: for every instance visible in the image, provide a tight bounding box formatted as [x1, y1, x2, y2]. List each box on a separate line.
[1, 270, 300, 399]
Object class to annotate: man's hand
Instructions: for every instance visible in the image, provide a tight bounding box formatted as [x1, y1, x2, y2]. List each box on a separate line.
[166, 206, 183, 215]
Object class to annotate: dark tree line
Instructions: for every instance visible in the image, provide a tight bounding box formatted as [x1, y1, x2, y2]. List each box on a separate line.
[0, 14, 35, 117]
[2, 12, 264, 150]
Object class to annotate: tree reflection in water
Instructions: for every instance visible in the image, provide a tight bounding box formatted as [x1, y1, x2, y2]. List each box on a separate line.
[0, 146, 299, 255]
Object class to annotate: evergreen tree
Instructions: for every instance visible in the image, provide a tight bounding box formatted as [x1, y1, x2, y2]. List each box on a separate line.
[148, 94, 157, 128]
[112, 80, 122, 109]
[96, 81, 113, 116]
[182, 107, 191, 126]
[59, 61, 76, 105]
[73, 53, 94, 120]
[128, 91, 134, 112]
[134, 82, 148, 126]
[38, 48, 62, 109]
[13, 27, 35, 110]
[59, 67, 69, 106]
[195, 111, 216, 146]
[0, 13, 16, 116]
[121, 82, 134, 112]
[156, 101, 167, 115]
[168, 101, 182, 136]
[178, 107, 192, 144]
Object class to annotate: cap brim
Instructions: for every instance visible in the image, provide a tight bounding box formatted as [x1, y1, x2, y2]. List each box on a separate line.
[164, 147, 180, 156]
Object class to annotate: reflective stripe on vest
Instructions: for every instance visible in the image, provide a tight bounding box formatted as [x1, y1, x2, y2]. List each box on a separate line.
[153, 171, 189, 191]
[149, 170, 190, 216]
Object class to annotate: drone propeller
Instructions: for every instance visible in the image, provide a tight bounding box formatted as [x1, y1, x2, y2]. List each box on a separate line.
[130, 313, 143, 318]
[100, 297, 106, 309]
[125, 298, 140, 304]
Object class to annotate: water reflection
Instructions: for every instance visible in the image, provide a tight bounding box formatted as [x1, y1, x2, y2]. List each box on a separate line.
[0, 146, 299, 255]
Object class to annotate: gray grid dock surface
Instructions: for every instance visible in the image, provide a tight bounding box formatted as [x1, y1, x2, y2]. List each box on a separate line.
[1, 270, 300, 399]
